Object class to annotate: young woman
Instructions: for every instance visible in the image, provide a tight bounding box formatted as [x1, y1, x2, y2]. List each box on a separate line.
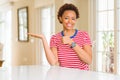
[28, 3, 92, 70]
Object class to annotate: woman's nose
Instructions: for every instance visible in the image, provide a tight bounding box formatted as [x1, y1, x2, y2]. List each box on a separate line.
[68, 19, 72, 23]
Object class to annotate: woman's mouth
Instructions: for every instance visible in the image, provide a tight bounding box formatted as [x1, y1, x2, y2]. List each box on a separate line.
[67, 24, 72, 27]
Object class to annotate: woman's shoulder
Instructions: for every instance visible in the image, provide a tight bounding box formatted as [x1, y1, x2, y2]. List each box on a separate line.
[77, 30, 89, 35]
[51, 32, 61, 38]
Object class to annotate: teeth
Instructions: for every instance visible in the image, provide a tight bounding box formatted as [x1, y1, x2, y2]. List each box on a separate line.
[67, 24, 72, 27]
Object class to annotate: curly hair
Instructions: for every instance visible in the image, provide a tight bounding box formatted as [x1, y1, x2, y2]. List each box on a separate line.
[57, 3, 80, 23]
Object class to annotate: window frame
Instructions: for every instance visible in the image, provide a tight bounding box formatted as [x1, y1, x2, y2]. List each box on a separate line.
[89, 0, 119, 74]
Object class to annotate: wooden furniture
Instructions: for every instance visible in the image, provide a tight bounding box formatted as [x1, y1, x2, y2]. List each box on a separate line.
[0, 60, 4, 67]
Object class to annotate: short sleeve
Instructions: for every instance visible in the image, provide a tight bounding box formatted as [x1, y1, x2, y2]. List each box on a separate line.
[50, 35, 57, 48]
[82, 32, 92, 46]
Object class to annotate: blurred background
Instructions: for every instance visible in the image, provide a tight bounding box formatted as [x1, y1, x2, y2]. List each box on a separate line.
[0, 0, 120, 75]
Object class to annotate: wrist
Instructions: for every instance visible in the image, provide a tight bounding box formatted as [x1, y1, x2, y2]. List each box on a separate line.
[70, 42, 76, 48]
[68, 40, 74, 45]
[41, 34, 46, 40]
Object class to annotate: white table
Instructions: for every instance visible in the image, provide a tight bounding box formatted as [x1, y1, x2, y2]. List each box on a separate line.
[0, 65, 120, 80]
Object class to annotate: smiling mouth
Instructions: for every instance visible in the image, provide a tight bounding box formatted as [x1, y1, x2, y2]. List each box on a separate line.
[67, 24, 72, 27]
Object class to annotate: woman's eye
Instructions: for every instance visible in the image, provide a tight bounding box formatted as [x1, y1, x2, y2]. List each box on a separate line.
[64, 17, 76, 21]
[72, 18, 76, 20]
[65, 17, 68, 19]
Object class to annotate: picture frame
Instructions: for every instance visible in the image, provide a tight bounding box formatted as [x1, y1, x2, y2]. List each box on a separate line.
[17, 7, 29, 42]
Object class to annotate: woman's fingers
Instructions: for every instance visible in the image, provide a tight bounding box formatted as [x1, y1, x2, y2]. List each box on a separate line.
[28, 33, 40, 38]
[28, 33, 44, 39]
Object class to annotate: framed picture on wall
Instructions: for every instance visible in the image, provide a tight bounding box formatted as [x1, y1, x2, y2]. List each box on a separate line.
[17, 6, 29, 42]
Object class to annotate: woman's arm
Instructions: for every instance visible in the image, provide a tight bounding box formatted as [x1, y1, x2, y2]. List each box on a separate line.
[72, 44, 92, 65]
[28, 33, 59, 65]
[62, 36, 92, 65]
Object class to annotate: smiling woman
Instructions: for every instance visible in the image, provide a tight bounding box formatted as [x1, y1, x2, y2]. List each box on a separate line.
[28, 3, 92, 70]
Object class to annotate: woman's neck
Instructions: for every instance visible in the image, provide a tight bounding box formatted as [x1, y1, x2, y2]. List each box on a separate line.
[63, 29, 75, 36]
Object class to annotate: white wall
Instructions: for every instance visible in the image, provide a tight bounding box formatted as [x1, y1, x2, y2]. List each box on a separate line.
[34, 0, 54, 8]
[11, 0, 36, 66]
[0, 43, 3, 60]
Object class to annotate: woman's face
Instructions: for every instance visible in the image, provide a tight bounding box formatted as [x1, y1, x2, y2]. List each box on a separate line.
[60, 10, 77, 30]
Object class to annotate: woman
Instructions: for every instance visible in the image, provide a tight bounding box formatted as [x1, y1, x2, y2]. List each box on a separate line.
[28, 3, 92, 70]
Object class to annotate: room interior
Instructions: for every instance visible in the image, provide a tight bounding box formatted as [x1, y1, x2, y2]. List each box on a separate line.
[0, 0, 120, 76]
[0, 0, 89, 66]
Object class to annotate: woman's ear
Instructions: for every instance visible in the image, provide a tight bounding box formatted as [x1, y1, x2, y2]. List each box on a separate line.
[59, 17, 62, 23]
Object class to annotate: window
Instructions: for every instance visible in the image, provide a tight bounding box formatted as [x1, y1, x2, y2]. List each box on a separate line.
[91, 0, 120, 75]
[40, 6, 55, 65]
[0, 11, 12, 67]
[0, 12, 5, 42]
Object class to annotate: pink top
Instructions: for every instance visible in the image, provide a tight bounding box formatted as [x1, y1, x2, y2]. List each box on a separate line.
[50, 30, 92, 70]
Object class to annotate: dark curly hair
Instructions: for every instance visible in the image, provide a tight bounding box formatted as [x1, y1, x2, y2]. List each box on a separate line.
[57, 3, 80, 23]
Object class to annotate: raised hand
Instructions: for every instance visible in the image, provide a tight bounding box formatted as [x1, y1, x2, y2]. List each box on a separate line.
[28, 33, 44, 39]
[62, 36, 73, 45]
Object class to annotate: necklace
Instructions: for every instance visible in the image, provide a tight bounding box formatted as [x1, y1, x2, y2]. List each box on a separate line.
[61, 29, 78, 38]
